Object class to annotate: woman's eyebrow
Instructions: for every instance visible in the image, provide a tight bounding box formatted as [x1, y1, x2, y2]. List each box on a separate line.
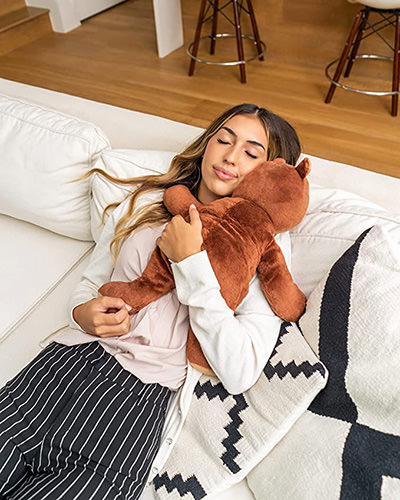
[221, 126, 266, 151]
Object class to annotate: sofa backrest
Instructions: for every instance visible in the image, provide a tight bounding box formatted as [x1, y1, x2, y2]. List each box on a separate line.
[1, 78, 399, 214]
[0, 94, 110, 241]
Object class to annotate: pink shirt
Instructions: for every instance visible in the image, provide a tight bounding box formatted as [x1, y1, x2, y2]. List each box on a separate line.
[101, 224, 188, 390]
[59, 225, 189, 391]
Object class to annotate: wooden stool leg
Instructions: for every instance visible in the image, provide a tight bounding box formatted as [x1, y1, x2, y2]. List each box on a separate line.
[189, 0, 207, 76]
[344, 9, 369, 78]
[232, 0, 246, 83]
[246, 0, 264, 61]
[325, 9, 364, 103]
[210, 0, 219, 55]
[391, 13, 400, 116]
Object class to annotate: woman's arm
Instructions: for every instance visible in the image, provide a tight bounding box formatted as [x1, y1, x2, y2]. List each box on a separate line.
[69, 199, 133, 336]
[170, 232, 291, 395]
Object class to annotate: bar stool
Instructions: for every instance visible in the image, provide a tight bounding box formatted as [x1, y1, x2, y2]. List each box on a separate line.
[187, 0, 265, 83]
[325, 0, 400, 116]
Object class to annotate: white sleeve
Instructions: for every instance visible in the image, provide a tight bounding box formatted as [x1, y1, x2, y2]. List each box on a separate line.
[170, 232, 291, 395]
[67, 200, 130, 330]
[68, 191, 164, 330]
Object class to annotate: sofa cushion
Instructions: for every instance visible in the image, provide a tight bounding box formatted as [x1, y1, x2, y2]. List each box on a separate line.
[0, 94, 110, 241]
[0, 214, 94, 344]
[90, 149, 173, 241]
[247, 224, 400, 500]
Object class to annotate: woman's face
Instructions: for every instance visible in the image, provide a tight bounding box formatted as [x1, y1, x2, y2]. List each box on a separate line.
[197, 114, 269, 204]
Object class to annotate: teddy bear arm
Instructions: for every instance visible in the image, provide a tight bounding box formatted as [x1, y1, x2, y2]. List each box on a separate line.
[98, 246, 175, 314]
[163, 185, 202, 216]
[257, 239, 306, 322]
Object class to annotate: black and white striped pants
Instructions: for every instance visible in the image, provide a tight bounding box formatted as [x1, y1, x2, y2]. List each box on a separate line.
[0, 341, 171, 500]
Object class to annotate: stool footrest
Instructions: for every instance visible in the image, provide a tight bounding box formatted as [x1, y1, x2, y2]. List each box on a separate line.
[187, 33, 265, 66]
[326, 55, 400, 96]
[188, 0, 264, 83]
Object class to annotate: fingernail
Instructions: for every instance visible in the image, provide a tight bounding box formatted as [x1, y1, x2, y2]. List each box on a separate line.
[190, 204, 196, 209]
[125, 305, 132, 311]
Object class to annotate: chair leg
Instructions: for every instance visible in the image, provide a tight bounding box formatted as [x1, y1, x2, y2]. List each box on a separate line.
[325, 9, 364, 103]
[391, 13, 400, 116]
[210, 0, 219, 55]
[189, 0, 208, 76]
[232, 0, 246, 83]
[246, 0, 264, 61]
[344, 8, 370, 78]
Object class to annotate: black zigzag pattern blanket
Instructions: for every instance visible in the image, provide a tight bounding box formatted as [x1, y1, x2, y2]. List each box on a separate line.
[247, 225, 400, 500]
[153, 321, 328, 499]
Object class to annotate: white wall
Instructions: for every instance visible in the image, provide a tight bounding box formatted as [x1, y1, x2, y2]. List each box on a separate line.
[25, 0, 125, 33]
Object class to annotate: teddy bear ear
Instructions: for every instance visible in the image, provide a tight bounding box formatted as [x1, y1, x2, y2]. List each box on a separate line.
[295, 157, 311, 179]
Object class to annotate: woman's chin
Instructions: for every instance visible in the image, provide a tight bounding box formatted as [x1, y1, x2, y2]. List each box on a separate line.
[198, 178, 236, 203]
[213, 184, 235, 198]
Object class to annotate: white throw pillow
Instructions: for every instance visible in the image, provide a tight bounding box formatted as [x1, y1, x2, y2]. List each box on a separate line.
[247, 224, 400, 500]
[90, 149, 175, 241]
[0, 95, 110, 240]
[291, 184, 400, 297]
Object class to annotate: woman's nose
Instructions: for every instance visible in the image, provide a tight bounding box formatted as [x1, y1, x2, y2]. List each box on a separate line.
[223, 145, 239, 165]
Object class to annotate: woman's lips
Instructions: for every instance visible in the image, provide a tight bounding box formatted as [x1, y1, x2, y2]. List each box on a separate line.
[213, 166, 236, 181]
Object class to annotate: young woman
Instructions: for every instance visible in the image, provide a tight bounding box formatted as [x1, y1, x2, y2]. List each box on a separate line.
[0, 104, 301, 500]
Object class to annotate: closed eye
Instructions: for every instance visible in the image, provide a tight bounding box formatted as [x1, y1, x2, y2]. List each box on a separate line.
[217, 137, 258, 158]
[246, 151, 257, 159]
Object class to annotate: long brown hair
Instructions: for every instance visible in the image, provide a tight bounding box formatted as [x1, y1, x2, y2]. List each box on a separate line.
[95, 104, 301, 261]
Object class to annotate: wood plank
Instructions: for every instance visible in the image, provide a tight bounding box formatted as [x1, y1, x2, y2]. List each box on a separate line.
[0, 0, 398, 179]
[0, 0, 26, 18]
[0, 9, 51, 56]
[0, 7, 49, 33]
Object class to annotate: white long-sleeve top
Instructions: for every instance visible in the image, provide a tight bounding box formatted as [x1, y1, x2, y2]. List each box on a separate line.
[54, 196, 291, 484]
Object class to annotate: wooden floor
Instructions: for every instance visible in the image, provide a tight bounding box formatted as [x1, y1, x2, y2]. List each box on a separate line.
[0, 0, 398, 178]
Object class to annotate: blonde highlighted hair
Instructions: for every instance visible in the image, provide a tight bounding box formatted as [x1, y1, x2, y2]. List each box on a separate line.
[93, 104, 301, 261]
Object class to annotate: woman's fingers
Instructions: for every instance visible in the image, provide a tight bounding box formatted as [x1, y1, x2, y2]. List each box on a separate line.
[73, 296, 132, 337]
[91, 307, 130, 337]
[99, 307, 129, 325]
[100, 296, 132, 313]
[156, 209, 203, 262]
[94, 317, 131, 337]
[189, 204, 202, 230]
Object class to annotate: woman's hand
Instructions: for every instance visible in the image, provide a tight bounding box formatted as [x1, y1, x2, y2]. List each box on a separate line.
[157, 204, 203, 262]
[73, 296, 132, 338]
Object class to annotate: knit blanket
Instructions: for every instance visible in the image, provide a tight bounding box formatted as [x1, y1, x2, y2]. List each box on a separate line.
[247, 225, 400, 500]
[153, 321, 328, 499]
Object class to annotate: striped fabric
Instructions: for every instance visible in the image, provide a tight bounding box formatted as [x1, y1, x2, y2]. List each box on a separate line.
[0, 342, 171, 500]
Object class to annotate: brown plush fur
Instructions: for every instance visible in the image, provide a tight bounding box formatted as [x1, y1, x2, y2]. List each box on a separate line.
[99, 157, 310, 375]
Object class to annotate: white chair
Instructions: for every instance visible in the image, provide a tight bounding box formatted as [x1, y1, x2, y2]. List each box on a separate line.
[325, 0, 400, 116]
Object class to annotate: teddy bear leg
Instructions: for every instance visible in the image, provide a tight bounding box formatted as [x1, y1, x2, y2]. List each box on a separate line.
[258, 240, 306, 322]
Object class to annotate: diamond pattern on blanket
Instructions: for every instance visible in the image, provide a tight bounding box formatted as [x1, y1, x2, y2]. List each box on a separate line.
[247, 225, 400, 500]
[153, 321, 328, 499]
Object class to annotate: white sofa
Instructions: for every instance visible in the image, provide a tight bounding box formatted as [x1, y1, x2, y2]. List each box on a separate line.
[0, 77, 399, 500]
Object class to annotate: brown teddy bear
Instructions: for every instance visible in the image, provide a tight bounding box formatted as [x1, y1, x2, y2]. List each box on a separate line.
[99, 157, 310, 375]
